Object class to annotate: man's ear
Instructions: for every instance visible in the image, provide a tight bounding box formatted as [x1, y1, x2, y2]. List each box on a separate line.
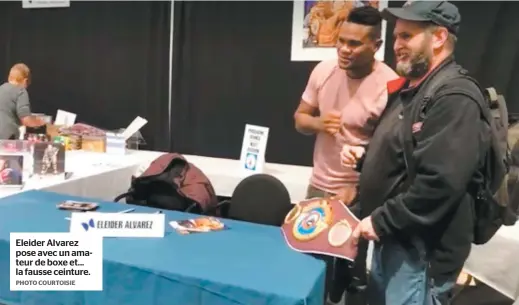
[432, 27, 449, 50]
[374, 39, 383, 51]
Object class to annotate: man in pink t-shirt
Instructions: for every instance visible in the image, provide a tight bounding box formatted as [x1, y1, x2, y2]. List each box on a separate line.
[293, 7, 398, 304]
[294, 7, 398, 201]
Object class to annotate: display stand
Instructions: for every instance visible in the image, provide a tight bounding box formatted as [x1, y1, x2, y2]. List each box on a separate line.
[108, 129, 146, 153]
[127, 130, 146, 150]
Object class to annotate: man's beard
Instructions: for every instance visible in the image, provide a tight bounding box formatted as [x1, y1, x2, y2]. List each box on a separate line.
[395, 38, 432, 79]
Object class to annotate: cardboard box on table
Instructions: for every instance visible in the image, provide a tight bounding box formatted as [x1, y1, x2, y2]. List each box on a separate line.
[81, 135, 106, 152]
[50, 123, 106, 152]
[47, 117, 148, 154]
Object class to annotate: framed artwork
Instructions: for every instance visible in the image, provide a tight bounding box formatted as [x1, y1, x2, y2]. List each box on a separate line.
[0, 155, 24, 187]
[32, 142, 65, 176]
[290, 0, 388, 62]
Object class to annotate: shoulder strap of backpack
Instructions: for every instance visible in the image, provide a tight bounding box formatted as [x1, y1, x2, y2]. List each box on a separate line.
[489, 90, 510, 156]
[401, 68, 464, 188]
[403, 68, 509, 195]
[487, 89, 508, 126]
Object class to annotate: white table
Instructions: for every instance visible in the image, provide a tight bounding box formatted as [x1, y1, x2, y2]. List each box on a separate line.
[0, 152, 313, 203]
[182, 155, 312, 202]
[0, 150, 163, 201]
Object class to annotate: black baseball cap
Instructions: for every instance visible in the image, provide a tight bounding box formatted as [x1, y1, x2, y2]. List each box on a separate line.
[381, 1, 461, 35]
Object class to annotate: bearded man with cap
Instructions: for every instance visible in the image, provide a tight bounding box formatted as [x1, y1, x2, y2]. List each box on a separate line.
[340, 1, 489, 304]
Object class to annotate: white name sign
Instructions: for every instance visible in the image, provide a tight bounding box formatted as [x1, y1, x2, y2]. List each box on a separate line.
[239, 124, 269, 175]
[22, 0, 70, 9]
[69, 212, 165, 238]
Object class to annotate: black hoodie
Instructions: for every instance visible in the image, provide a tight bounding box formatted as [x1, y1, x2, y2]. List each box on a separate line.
[358, 58, 487, 283]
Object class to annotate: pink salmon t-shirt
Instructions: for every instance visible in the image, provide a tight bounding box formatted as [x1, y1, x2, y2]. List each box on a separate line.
[302, 60, 398, 194]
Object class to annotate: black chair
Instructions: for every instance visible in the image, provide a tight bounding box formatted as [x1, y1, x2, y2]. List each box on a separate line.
[218, 174, 293, 226]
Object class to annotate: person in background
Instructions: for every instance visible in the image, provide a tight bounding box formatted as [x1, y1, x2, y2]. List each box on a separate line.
[0, 63, 45, 140]
[342, 1, 485, 304]
[293, 6, 398, 304]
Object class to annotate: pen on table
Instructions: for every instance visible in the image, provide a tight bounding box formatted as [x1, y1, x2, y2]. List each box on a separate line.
[118, 208, 135, 214]
[65, 208, 135, 220]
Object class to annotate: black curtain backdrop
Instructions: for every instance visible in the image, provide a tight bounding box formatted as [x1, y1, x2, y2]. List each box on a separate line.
[0, 1, 171, 151]
[171, 1, 519, 167]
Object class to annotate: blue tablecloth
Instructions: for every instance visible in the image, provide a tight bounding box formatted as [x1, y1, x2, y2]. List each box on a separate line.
[0, 190, 325, 305]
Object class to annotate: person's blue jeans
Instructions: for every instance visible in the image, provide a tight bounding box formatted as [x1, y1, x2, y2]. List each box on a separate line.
[368, 238, 456, 305]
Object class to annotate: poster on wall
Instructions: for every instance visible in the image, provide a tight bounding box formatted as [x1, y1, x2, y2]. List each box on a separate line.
[291, 0, 388, 62]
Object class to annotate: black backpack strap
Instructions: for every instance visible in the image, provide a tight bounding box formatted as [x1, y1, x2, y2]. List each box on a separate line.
[402, 67, 511, 199]
[114, 191, 133, 203]
[484, 89, 510, 161]
[401, 68, 463, 188]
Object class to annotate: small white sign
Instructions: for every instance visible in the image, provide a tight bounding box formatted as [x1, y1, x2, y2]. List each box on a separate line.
[239, 124, 269, 175]
[55, 109, 76, 127]
[10, 232, 102, 291]
[69, 212, 165, 238]
[22, 0, 70, 9]
[121, 116, 147, 141]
